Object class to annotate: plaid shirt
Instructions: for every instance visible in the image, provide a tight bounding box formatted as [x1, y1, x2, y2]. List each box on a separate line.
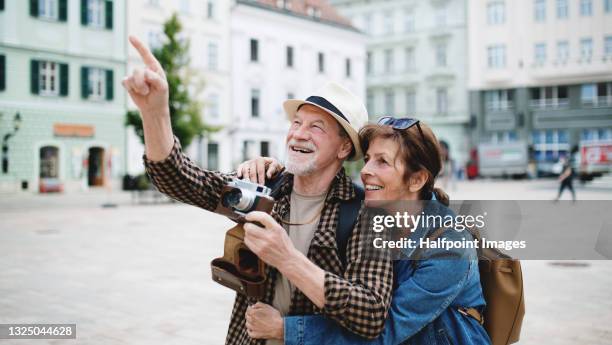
[144, 138, 393, 345]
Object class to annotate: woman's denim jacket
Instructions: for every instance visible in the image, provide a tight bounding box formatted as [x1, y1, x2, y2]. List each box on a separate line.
[283, 198, 491, 345]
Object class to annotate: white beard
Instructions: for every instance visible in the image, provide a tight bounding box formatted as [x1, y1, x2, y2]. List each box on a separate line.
[285, 148, 318, 176]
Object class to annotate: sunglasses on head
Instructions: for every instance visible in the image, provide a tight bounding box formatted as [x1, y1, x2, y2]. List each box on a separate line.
[377, 116, 425, 140]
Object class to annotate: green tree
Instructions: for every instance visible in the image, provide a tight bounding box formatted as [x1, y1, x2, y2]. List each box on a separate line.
[126, 13, 213, 148]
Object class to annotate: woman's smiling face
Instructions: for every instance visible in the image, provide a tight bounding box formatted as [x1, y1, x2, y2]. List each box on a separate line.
[360, 137, 412, 201]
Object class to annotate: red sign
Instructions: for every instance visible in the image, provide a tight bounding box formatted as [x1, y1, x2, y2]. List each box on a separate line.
[581, 143, 612, 164]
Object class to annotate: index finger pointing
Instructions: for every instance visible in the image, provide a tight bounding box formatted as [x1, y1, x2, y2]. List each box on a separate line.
[129, 35, 163, 73]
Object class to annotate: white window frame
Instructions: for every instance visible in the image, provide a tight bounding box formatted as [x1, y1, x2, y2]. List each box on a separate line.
[534, 0, 546, 22]
[406, 90, 416, 114]
[405, 47, 415, 71]
[581, 38, 593, 61]
[534, 43, 546, 65]
[557, 40, 569, 62]
[384, 49, 393, 74]
[208, 42, 218, 71]
[180, 0, 190, 15]
[580, 0, 592, 16]
[485, 90, 513, 110]
[39, 0, 58, 20]
[384, 89, 395, 115]
[207, 93, 219, 119]
[207, 0, 215, 19]
[605, 36, 612, 57]
[556, 0, 568, 18]
[39, 61, 59, 96]
[88, 67, 106, 100]
[487, 1, 505, 25]
[487, 45, 506, 68]
[435, 42, 447, 67]
[404, 9, 415, 33]
[436, 88, 448, 115]
[383, 11, 394, 35]
[87, 0, 105, 28]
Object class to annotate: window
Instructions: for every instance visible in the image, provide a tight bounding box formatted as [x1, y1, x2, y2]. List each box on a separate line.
[487, 1, 505, 25]
[366, 91, 375, 115]
[260, 141, 270, 157]
[242, 140, 255, 161]
[435, 42, 447, 67]
[534, 0, 546, 21]
[366, 51, 373, 75]
[276, 0, 291, 9]
[180, 0, 190, 14]
[39, 0, 58, 19]
[485, 89, 514, 110]
[318, 52, 325, 73]
[88, 68, 106, 100]
[404, 9, 415, 32]
[82, 0, 112, 29]
[148, 30, 162, 50]
[436, 88, 448, 115]
[40, 61, 59, 96]
[557, 40, 569, 62]
[581, 128, 612, 142]
[207, 0, 215, 19]
[148, 0, 159, 6]
[383, 11, 393, 35]
[208, 42, 218, 71]
[88, 0, 104, 27]
[286, 46, 294, 68]
[81, 67, 113, 100]
[530, 86, 569, 109]
[250, 39, 258, 62]
[363, 13, 372, 34]
[406, 90, 416, 114]
[384, 49, 393, 74]
[606, 0, 612, 12]
[556, 0, 568, 18]
[0, 55, 5, 91]
[532, 130, 569, 162]
[287, 92, 295, 100]
[581, 38, 593, 60]
[405, 47, 415, 71]
[534, 43, 546, 65]
[345, 58, 351, 78]
[207, 142, 219, 170]
[207, 93, 219, 118]
[580, 0, 592, 15]
[605, 36, 612, 57]
[487, 44, 506, 68]
[306, 5, 320, 18]
[435, 7, 447, 27]
[582, 82, 612, 106]
[251, 89, 260, 117]
[384, 90, 395, 115]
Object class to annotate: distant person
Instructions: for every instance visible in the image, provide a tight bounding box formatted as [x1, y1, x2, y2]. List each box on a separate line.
[554, 156, 576, 202]
[438, 140, 455, 190]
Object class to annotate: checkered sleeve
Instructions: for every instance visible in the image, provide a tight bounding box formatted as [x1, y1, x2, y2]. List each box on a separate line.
[143, 136, 233, 211]
[322, 211, 393, 339]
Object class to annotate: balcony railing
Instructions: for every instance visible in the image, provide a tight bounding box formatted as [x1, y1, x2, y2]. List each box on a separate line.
[582, 96, 612, 108]
[485, 101, 514, 111]
[529, 98, 570, 110]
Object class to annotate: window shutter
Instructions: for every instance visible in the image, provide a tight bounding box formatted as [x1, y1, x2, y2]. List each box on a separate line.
[59, 0, 68, 21]
[30, 0, 39, 17]
[81, 0, 88, 25]
[30, 60, 39, 95]
[59, 63, 69, 97]
[81, 67, 89, 99]
[0, 55, 5, 91]
[105, 69, 114, 101]
[105, 0, 113, 29]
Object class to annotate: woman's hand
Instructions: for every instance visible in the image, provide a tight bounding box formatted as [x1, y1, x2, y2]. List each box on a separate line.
[236, 157, 284, 185]
[244, 211, 297, 270]
[245, 302, 284, 340]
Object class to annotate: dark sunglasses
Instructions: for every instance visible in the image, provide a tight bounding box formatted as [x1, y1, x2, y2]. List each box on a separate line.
[377, 116, 425, 140]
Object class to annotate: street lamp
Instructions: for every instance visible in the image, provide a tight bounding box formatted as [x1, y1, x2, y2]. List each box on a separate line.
[2, 112, 22, 174]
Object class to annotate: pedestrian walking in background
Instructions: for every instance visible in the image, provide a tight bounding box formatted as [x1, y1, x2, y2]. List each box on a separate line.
[554, 155, 576, 202]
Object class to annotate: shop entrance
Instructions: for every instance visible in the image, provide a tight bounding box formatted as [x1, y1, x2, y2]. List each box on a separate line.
[87, 147, 105, 187]
[39, 146, 62, 193]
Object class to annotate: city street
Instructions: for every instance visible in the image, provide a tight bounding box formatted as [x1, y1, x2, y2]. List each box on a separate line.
[1, 179, 611, 344]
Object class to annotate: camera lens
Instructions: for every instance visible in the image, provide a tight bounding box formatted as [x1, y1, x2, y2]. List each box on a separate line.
[222, 188, 256, 212]
[222, 189, 243, 208]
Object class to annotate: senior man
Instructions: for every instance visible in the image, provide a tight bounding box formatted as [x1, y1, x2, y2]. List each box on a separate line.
[122, 36, 392, 345]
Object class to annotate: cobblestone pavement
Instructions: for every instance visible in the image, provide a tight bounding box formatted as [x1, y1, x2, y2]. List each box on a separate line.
[1, 179, 611, 344]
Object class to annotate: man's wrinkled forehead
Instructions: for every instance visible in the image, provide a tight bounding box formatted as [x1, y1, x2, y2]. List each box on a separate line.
[295, 104, 341, 129]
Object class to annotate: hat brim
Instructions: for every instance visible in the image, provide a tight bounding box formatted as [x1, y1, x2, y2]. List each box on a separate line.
[283, 99, 363, 161]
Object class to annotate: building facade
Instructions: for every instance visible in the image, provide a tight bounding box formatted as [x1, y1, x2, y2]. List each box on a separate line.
[126, 0, 233, 172]
[469, 0, 612, 175]
[0, 0, 127, 193]
[330, 0, 471, 169]
[230, 0, 366, 167]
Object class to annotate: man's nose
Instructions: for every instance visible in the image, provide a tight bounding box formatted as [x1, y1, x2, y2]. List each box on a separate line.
[292, 125, 310, 141]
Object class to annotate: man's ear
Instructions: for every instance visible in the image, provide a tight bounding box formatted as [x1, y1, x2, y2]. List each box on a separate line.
[337, 138, 353, 160]
[408, 170, 428, 193]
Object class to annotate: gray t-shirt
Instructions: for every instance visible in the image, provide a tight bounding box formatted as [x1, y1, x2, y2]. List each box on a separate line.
[266, 190, 326, 345]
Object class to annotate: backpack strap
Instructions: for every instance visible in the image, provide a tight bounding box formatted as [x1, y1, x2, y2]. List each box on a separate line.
[337, 183, 365, 267]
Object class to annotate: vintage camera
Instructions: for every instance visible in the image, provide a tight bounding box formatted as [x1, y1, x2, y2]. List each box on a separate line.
[211, 179, 276, 299]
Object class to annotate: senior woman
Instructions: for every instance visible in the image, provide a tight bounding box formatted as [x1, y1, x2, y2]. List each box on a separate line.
[241, 117, 491, 345]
